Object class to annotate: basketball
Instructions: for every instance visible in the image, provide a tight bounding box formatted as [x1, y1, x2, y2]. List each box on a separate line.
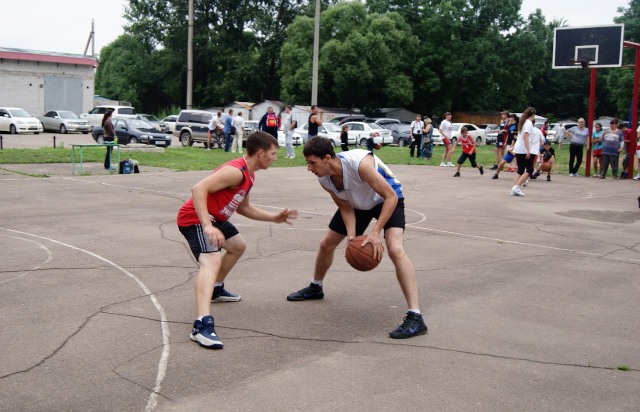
[374, 143, 382, 150]
[541, 162, 551, 172]
[345, 235, 381, 271]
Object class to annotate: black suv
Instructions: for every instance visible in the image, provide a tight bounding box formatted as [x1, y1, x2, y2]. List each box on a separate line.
[175, 109, 220, 147]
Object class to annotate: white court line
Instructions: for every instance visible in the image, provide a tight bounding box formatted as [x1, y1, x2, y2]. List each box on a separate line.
[0, 228, 169, 412]
[0, 235, 53, 284]
[61, 177, 189, 198]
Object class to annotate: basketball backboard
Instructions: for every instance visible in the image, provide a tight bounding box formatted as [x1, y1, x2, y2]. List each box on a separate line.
[553, 24, 624, 69]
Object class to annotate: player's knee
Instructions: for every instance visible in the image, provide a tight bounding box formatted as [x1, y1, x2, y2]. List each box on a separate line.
[319, 236, 340, 253]
[386, 243, 406, 262]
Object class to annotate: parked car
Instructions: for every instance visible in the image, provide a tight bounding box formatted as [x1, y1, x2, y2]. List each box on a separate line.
[293, 122, 349, 146]
[137, 114, 169, 133]
[478, 124, 500, 132]
[341, 121, 393, 146]
[366, 118, 402, 127]
[546, 122, 578, 143]
[38, 110, 91, 134]
[327, 115, 366, 125]
[386, 123, 412, 146]
[0, 107, 43, 134]
[161, 115, 179, 132]
[174, 109, 216, 147]
[432, 123, 485, 146]
[81, 105, 137, 127]
[92, 118, 172, 147]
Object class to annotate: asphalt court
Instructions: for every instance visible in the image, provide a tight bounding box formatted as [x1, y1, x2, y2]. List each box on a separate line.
[1, 162, 639, 411]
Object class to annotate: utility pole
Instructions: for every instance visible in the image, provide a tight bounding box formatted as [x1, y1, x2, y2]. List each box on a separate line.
[83, 19, 95, 56]
[311, 0, 320, 105]
[187, 0, 194, 109]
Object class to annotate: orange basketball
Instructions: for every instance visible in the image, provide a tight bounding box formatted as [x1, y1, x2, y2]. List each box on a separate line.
[345, 235, 381, 271]
[541, 162, 551, 172]
[374, 143, 382, 150]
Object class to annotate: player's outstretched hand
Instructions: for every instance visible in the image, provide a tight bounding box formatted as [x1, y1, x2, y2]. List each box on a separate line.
[275, 208, 299, 225]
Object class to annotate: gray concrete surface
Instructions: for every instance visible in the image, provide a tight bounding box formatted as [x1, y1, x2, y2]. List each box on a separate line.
[1, 160, 639, 411]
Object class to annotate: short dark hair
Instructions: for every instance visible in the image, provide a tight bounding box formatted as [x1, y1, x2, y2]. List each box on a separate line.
[303, 136, 336, 158]
[246, 131, 278, 156]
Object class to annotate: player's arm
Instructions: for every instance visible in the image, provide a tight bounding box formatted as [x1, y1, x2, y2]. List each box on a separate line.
[191, 166, 244, 249]
[236, 195, 298, 224]
[327, 188, 357, 239]
[358, 156, 397, 260]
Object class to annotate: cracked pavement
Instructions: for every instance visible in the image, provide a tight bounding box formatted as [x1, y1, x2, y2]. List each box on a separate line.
[1, 162, 639, 411]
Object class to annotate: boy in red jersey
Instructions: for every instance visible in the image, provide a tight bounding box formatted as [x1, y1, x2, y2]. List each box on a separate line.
[177, 131, 298, 349]
[453, 127, 484, 177]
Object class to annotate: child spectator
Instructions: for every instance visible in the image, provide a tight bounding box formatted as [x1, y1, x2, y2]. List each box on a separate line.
[532, 141, 555, 181]
[590, 123, 604, 176]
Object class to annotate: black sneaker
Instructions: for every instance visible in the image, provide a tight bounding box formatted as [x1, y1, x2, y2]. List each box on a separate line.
[479, 165, 484, 175]
[491, 174, 498, 180]
[531, 171, 538, 180]
[389, 312, 428, 339]
[453, 172, 460, 177]
[287, 282, 324, 301]
[212, 283, 241, 302]
[547, 175, 551, 181]
[490, 164, 498, 170]
[190, 315, 224, 349]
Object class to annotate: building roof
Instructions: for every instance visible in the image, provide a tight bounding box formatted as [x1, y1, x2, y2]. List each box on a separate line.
[0, 47, 97, 67]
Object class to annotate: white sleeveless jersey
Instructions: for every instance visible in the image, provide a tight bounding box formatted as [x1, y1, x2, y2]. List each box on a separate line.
[318, 149, 403, 210]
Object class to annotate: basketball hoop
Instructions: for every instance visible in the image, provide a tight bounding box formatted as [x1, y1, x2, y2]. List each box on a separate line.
[569, 58, 590, 69]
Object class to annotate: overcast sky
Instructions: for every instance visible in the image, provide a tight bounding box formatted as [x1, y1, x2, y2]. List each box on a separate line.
[0, 0, 631, 55]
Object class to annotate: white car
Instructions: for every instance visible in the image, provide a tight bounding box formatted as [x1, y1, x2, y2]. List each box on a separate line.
[0, 107, 43, 134]
[341, 121, 393, 146]
[38, 110, 91, 134]
[294, 122, 353, 146]
[546, 122, 578, 143]
[161, 115, 178, 132]
[81, 105, 137, 127]
[243, 120, 299, 147]
[432, 123, 485, 146]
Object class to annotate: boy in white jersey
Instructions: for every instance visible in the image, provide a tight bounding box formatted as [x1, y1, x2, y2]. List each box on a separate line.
[287, 136, 428, 339]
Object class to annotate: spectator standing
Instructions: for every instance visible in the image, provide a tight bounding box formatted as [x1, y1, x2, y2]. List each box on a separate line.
[590, 123, 604, 177]
[439, 112, 455, 167]
[308, 105, 322, 140]
[619, 122, 636, 178]
[231, 112, 245, 154]
[223, 109, 234, 153]
[421, 117, 433, 159]
[286, 119, 298, 159]
[599, 119, 624, 179]
[491, 114, 518, 179]
[452, 127, 484, 177]
[259, 106, 279, 141]
[565, 118, 589, 176]
[556, 123, 566, 150]
[340, 125, 350, 152]
[281, 106, 294, 158]
[409, 114, 424, 158]
[102, 110, 116, 170]
[492, 111, 510, 169]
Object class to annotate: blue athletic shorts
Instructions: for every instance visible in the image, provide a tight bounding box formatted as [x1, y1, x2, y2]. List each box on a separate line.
[503, 152, 515, 163]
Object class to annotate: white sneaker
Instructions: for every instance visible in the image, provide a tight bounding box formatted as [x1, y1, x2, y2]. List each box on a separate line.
[440, 162, 447, 167]
[633, 174, 640, 180]
[510, 185, 525, 196]
[290, 154, 295, 159]
[447, 162, 455, 167]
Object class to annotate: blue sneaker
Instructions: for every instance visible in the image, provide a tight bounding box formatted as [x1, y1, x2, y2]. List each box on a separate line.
[389, 312, 428, 339]
[190, 316, 223, 349]
[212, 283, 241, 302]
[287, 282, 324, 301]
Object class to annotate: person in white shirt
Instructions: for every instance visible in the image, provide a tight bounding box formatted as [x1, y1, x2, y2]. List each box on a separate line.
[409, 114, 424, 158]
[439, 112, 455, 167]
[510, 107, 536, 196]
[281, 106, 295, 159]
[231, 112, 245, 153]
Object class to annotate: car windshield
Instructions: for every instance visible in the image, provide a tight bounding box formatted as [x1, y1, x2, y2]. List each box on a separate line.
[452, 124, 461, 131]
[369, 123, 385, 130]
[59, 111, 79, 119]
[143, 115, 159, 122]
[129, 119, 155, 129]
[324, 123, 339, 132]
[8, 109, 32, 117]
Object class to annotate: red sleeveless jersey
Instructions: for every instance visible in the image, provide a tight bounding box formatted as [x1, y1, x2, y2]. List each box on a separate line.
[177, 157, 255, 226]
[460, 135, 474, 154]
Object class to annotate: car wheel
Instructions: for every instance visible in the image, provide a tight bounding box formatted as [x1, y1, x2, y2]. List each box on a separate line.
[359, 138, 368, 147]
[10, 124, 17, 134]
[398, 138, 407, 147]
[60, 124, 68, 134]
[96, 134, 104, 143]
[130, 137, 138, 144]
[476, 137, 482, 145]
[180, 131, 193, 147]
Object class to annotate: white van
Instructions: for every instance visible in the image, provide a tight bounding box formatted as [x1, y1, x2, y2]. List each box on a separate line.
[81, 105, 137, 127]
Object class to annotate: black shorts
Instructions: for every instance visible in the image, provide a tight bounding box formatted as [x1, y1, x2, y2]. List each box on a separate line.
[515, 153, 534, 176]
[457, 152, 477, 167]
[495, 133, 506, 148]
[328, 198, 405, 236]
[179, 221, 239, 261]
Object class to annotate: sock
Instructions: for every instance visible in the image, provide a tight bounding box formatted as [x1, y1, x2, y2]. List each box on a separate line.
[408, 309, 421, 315]
[197, 315, 207, 322]
[214, 282, 223, 288]
[311, 280, 323, 287]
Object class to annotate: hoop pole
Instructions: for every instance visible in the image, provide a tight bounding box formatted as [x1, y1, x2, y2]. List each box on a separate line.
[585, 68, 596, 177]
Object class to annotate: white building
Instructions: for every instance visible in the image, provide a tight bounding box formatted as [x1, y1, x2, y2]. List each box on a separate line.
[0, 47, 97, 117]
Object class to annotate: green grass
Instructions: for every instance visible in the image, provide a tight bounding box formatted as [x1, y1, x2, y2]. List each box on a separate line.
[0, 144, 580, 174]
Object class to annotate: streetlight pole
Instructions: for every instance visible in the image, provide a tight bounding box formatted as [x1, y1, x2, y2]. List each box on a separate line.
[187, 0, 194, 109]
[311, 0, 320, 105]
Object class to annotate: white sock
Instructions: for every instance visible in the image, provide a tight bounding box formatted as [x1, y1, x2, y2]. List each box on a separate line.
[311, 280, 323, 286]
[408, 309, 421, 315]
[214, 282, 223, 287]
[197, 315, 208, 321]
